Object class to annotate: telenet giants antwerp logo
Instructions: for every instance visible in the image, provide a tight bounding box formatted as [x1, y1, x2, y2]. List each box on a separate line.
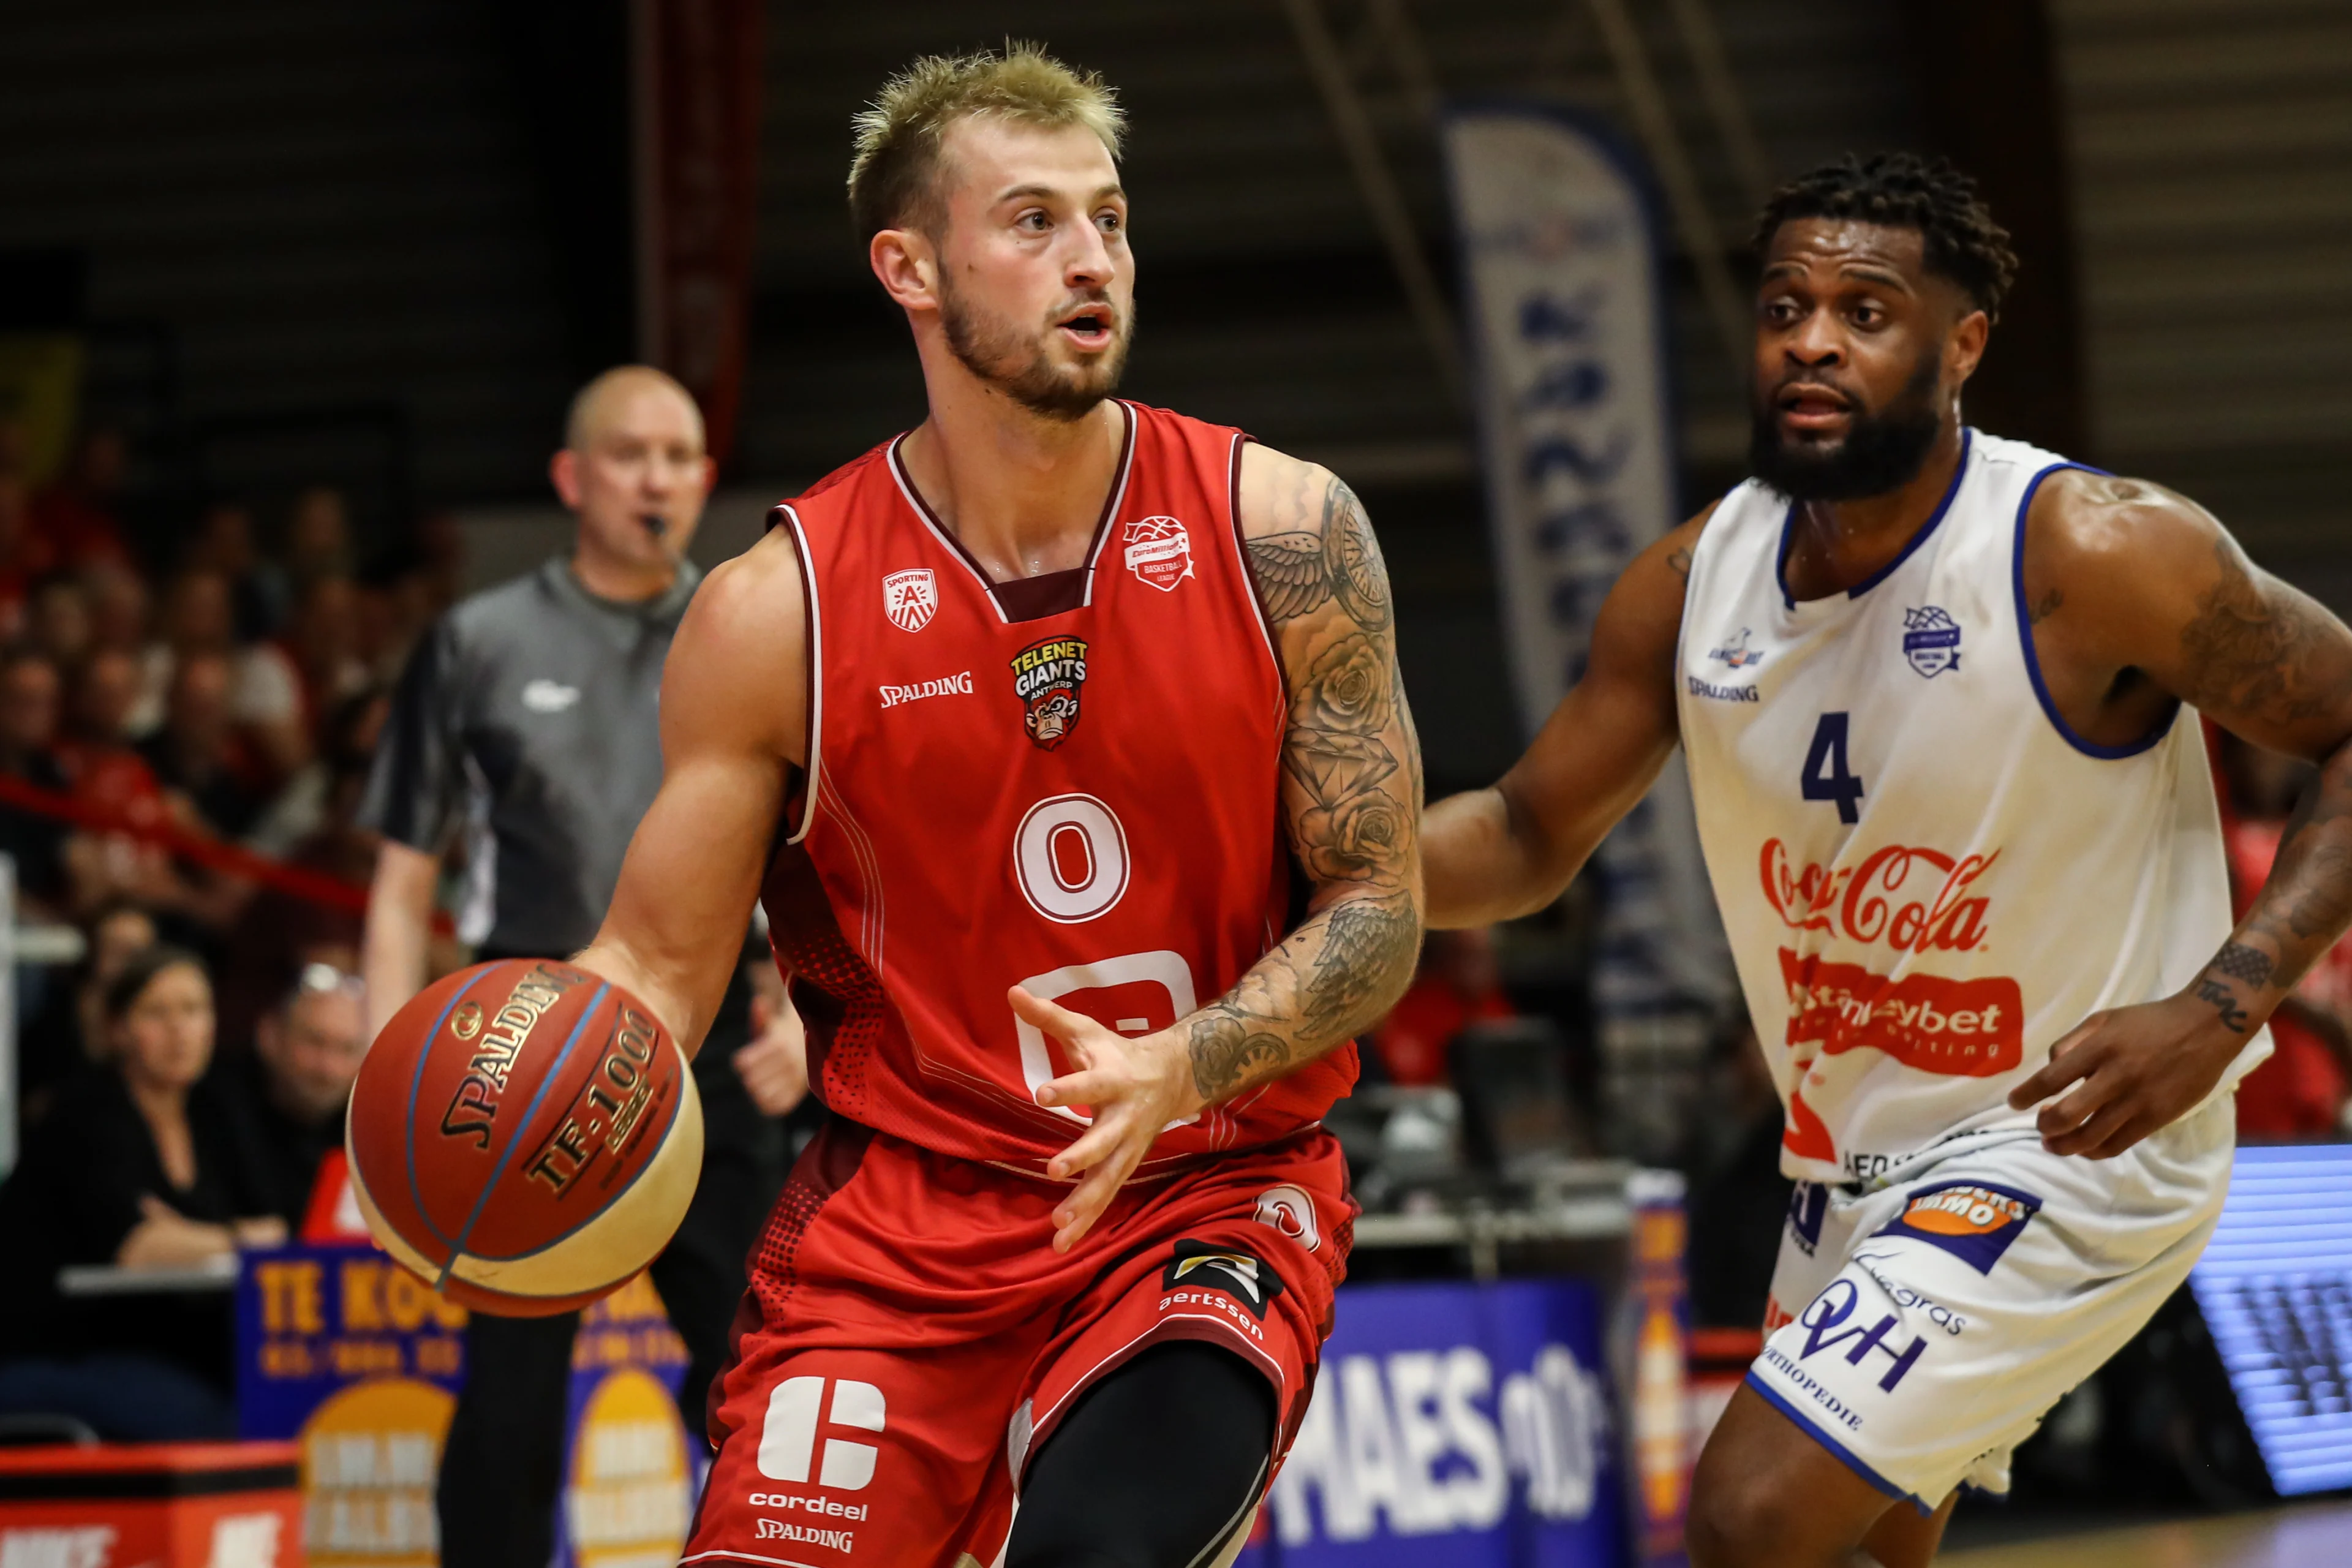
[758, 1376, 886, 1491]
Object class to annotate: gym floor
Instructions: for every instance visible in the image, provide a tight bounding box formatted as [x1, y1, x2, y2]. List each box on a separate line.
[1941, 1499, 2352, 1566]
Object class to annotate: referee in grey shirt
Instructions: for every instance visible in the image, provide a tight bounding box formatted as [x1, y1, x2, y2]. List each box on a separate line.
[358, 366, 805, 1568]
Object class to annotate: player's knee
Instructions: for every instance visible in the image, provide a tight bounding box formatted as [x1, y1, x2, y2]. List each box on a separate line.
[1684, 1469, 1819, 1568]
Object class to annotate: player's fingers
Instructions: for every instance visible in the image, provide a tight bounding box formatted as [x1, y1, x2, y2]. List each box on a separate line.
[1008, 986, 1099, 1050]
[1035, 1066, 1121, 1112]
[2006, 1024, 2103, 1110]
[1054, 1142, 1143, 1253]
[2041, 1093, 2134, 1156]
[1044, 1113, 1129, 1182]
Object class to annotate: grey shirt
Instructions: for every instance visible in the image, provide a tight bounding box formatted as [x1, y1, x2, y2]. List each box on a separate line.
[359, 555, 701, 957]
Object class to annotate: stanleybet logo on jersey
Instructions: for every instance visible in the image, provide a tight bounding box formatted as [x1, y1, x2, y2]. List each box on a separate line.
[1010, 635, 1089, 750]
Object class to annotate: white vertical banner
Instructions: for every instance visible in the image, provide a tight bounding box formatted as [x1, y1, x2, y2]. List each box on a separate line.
[1441, 105, 1732, 1093]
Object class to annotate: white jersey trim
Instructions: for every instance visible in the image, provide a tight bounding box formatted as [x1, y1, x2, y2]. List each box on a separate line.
[775, 502, 823, 846]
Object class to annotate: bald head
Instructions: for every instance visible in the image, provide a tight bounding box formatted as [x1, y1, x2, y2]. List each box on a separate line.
[564, 364, 705, 454]
[550, 365, 715, 597]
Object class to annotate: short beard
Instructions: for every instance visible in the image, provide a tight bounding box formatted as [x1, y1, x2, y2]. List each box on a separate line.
[939, 278, 1133, 423]
[1749, 350, 1943, 503]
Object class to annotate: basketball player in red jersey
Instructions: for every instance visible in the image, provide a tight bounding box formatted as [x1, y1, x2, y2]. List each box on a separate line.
[562, 47, 1422, 1568]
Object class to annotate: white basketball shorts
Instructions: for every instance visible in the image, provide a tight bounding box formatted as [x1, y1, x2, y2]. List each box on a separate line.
[1745, 1093, 2233, 1509]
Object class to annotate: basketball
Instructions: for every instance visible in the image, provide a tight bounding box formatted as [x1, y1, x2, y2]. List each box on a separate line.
[345, 958, 704, 1316]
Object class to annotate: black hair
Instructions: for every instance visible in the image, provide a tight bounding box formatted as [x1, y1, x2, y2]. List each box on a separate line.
[1751, 151, 2019, 321]
[102, 942, 209, 1024]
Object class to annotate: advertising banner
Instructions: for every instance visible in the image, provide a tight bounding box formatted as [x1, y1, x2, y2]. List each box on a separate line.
[1439, 104, 1732, 1067]
[236, 1245, 690, 1567]
[1239, 1276, 1623, 1567]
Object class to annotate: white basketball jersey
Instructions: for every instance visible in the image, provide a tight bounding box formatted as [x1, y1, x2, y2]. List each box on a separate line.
[1676, 430, 2267, 1185]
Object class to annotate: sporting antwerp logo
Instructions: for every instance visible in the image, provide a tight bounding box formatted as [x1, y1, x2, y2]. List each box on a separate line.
[1123, 514, 1193, 590]
[882, 568, 937, 632]
[1010, 635, 1088, 750]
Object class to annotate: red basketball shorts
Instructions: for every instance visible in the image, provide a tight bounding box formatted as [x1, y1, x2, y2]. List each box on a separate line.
[681, 1121, 1354, 1568]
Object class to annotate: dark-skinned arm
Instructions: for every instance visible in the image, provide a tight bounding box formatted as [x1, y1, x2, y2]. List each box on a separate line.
[1420, 505, 1711, 929]
[2007, 472, 2352, 1156]
[1009, 446, 1425, 1251]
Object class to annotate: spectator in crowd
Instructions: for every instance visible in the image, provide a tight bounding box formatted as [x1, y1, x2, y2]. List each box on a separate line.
[0, 945, 284, 1440]
[0, 472, 51, 639]
[27, 573, 92, 676]
[83, 560, 151, 664]
[135, 567, 235, 737]
[186, 502, 279, 643]
[29, 427, 134, 571]
[239, 574, 368, 754]
[2222, 732, 2352, 1137]
[15, 900, 160, 1124]
[1370, 925, 1520, 1087]
[217, 690, 389, 1046]
[139, 649, 270, 839]
[0, 646, 74, 915]
[281, 485, 353, 595]
[217, 962, 366, 1231]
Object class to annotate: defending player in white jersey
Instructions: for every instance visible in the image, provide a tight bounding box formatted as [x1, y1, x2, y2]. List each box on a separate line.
[1420, 151, 2352, 1567]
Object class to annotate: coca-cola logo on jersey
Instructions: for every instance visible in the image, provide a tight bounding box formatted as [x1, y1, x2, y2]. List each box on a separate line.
[1760, 837, 1997, 954]
[1122, 515, 1193, 591]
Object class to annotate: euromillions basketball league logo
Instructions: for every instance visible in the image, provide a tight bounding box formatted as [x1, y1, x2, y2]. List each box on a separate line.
[883, 568, 937, 633]
[1902, 605, 1962, 677]
[1122, 515, 1193, 591]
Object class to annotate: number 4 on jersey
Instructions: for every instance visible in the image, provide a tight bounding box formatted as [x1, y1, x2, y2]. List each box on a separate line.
[1801, 712, 1866, 825]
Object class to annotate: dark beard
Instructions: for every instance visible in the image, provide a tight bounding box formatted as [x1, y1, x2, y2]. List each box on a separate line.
[940, 280, 1133, 423]
[1748, 351, 1943, 503]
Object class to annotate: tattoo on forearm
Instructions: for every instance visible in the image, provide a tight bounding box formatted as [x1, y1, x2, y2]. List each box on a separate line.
[2210, 943, 2275, 989]
[1246, 476, 1393, 633]
[2193, 977, 2253, 1033]
[2179, 538, 2331, 725]
[1284, 633, 1405, 882]
[1299, 894, 1420, 1039]
[1188, 1011, 1294, 1100]
[2029, 587, 2062, 625]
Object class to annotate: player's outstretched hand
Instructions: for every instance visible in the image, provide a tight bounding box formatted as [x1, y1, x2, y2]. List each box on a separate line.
[2006, 992, 2253, 1158]
[1010, 986, 1207, 1253]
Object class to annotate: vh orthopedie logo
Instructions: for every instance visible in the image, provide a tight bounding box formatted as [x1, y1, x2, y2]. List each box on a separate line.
[1123, 514, 1194, 590]
[1902, 605, 1962, 677]
[1255, 1185, 1322, 1253]
[437, 962, 587, 1150]
[757, 1376, 886, 1491]
[883, 567, 937, 631]
[1761, 837, 1998, 955]
[1163, 1240, 1284, 1319]
[1011, 636, 1089, 750]
[1709, 627, 1765, 669]
[1795, 1278, 1929, 1392]
[878, 670, 973, 709]
[1874, 1182, 2041, 1274]
[1849, 1251, 1969, 1335]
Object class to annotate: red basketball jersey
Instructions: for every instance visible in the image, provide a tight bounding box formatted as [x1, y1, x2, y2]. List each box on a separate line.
[762, 401, 1357, 1175]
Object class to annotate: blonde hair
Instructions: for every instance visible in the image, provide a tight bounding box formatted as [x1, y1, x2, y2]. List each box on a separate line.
[848, 43, 1124, 239]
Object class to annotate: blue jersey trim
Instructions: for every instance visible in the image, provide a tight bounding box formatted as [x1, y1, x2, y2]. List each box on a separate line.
[2010, 461, 2177, 760]
[1743, 1371, 1934, 1517]
[1774, 429, 1973, 610]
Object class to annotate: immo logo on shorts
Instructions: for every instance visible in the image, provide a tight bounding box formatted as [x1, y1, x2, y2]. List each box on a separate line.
[1797, 1279, 1929, 1392]
[758, 1377, 886, 1491]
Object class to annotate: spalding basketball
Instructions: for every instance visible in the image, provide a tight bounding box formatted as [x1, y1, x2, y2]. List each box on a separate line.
[345, 959, 703, 1315]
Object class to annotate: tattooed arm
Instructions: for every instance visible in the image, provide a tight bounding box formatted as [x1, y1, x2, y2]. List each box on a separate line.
[1420, 504, 1715, 928]
[2006, 471, 2352, 1156]
[1008, 445, 1423, 1250]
